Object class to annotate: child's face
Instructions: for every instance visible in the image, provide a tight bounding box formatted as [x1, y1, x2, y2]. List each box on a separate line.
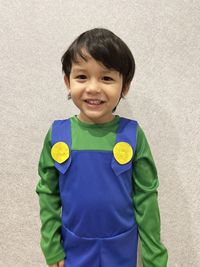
[64, 51, 129, 124]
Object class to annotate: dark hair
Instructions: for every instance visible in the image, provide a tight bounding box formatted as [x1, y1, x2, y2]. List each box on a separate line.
[61, 28, 136, 112]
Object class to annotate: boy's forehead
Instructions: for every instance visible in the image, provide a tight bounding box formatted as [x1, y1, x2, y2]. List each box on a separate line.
[71, 49, 121, 75]
[72, 63, 111, 72]
[72, 56, 115, 73]
[71, 50, 110, 70]
[73, 49, 92, 64]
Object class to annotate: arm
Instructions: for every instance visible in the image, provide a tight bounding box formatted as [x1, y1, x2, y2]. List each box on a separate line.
[36, 126, 66, 265]
[49, 260, 64, 267]
[132, 124, 168, 267]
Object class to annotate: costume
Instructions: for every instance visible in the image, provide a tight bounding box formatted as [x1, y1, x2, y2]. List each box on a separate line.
[36, 115, 168, 267]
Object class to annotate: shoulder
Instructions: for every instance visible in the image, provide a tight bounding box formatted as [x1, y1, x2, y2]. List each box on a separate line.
[133, 122, 154, 160]
[51, 117, 71, 125]
[119, 116, 139, 132]
[50, 117, 73, 134]
[42, 117, 71, 145]
[119, 117, 150, 155]
[120, 116, 138, 124]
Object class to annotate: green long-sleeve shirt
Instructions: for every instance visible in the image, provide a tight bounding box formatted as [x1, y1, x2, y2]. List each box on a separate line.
[36, 114, 168, 266]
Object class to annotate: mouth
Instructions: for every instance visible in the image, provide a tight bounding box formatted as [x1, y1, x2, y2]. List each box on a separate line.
[84, 99, 106, 106]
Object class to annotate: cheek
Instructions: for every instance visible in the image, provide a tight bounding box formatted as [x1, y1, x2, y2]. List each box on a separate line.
[70, 83, 83, 94]
[109, 86, 122, 99]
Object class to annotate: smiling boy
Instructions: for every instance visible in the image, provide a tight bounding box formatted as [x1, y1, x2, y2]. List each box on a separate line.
[63, 49, 130, 124]
[36, 28, 168, 267]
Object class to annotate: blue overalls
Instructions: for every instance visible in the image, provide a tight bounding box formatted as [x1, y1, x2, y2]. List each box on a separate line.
[52, 117, 138, 267]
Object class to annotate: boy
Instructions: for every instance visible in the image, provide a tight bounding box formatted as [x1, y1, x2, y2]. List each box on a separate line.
[36, 28, 168, 267]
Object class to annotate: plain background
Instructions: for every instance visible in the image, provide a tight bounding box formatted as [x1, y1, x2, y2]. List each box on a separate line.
[0, 1, 200, 266]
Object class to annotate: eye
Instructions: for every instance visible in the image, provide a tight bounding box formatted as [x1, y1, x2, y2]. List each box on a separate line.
[76, 75, 87, 80]
[103, 76, 113, 81]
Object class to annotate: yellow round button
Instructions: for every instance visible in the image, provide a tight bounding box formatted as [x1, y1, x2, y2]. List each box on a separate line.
[51, 142, 70, 163]
[113, 142, 133, 164]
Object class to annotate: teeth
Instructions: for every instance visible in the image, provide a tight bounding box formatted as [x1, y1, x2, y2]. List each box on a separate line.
[86, 100, 102, 105]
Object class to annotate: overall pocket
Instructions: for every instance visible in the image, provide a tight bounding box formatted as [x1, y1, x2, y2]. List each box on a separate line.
[61, 225, 100, 267]
[61, 224, 138, 267]
[100, 225, 138, 267]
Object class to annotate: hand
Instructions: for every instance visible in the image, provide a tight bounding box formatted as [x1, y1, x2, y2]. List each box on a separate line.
[49, 259, 64, 267]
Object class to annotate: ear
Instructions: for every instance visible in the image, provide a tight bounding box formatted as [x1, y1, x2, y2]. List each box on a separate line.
[122, 82, 131, 96]
[64, 75, 70, 90]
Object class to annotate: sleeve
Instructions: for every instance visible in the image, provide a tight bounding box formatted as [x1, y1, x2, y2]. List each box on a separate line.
[35, 125, 66, 265]
[132, 124, 168, 267]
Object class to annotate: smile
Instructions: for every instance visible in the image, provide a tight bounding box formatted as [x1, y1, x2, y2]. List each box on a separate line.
[84, 100, 105, 109]
[84, 99, 105, 105]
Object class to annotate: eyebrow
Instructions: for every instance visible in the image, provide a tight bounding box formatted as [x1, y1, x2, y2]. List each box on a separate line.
[72, 67, 113, 73]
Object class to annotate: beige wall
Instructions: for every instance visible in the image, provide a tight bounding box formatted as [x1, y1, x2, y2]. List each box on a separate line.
[0, 1, 200, 266]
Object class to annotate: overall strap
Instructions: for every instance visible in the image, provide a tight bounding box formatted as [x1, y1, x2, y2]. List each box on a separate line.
[116, 117, 138, 153]
[111, 117, 138, 176]
[52, 118, 72, 146]
[51, 118, 72, 174]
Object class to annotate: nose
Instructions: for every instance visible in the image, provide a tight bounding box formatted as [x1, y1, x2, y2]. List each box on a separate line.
[85, 78, 101, 93]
